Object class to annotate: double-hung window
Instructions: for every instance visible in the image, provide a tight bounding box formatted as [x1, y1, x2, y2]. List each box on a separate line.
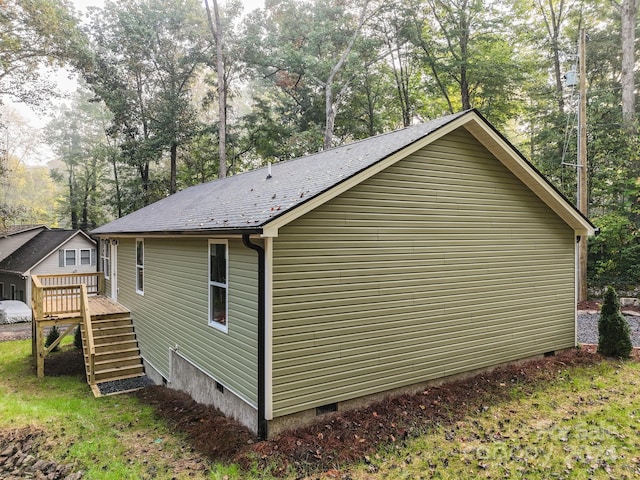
[208, 241, 228, 332]
[80, 249, 92, 265]
[136, 239, 144, 295]
[102, 240, 111, 279]
[65, 249, 76, 266]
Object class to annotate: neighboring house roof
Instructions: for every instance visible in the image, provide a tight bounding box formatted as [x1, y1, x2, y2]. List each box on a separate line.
[1, 225, 48, 237]
[92, 109, 596, 238]
[0, 230, 94, 275]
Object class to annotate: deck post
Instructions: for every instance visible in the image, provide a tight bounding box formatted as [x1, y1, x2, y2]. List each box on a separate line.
[35, 322, 44, 378]
[97, 272, 105, 296]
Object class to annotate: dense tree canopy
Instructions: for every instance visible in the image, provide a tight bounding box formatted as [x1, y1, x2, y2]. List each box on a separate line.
[2, 0, 639, 289]
[0, 0, 88, 106]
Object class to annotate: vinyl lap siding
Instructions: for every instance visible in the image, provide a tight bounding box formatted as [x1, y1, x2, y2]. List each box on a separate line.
[116, 237, 259, 405]
[271, 128, 575, 417]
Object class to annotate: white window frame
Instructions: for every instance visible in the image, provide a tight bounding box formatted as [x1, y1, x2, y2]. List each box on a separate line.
[10, 284, 16, 300]
[64, 249, 77, 266]
[102, 240, 111, 279]
[80, 248, 92, 266]
[0, 283, 3, 299]
[208, 240, 228, 333]
[136, 239, 144, 296]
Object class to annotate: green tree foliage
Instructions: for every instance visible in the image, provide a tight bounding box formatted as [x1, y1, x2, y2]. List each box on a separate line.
[406, 0, 526, 127]
[74, 326, 82, 350]
[242, 0, 375, 153]
[597, 286, 632, 358]
[3, 0, 640, 293]
[0, 108, 61, 228]
[85, 0, 211, 206]
[0, 0, 88, 107]
[45, 326, 60, 352]
[588, 213, 640, 288]
[46, 89, 112, 229]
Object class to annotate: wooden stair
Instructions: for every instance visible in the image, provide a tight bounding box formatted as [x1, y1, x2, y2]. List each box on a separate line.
[80, 312, 145, 397]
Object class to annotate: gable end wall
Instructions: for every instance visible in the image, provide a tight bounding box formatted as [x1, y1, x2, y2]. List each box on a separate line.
[271, 128, 576, 417]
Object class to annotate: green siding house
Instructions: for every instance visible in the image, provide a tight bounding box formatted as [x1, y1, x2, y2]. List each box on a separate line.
[92, 110, 595, 438]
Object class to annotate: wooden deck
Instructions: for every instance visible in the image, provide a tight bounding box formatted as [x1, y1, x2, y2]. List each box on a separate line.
[44, 295, 130, 320]
[31, 273, 140, 383]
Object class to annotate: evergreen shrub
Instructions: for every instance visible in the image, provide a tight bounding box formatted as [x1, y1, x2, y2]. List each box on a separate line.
[44, 326, 60, 352]
[598, 286, 633, 358]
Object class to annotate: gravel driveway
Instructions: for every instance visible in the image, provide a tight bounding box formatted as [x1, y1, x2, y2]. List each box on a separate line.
[0, 322, 32, 342]
[2, 313, 640, 346]
[578, 312, 640, 346]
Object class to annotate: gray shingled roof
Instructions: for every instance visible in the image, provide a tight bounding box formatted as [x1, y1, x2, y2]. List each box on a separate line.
[0, 230, 83, 274]
[93, 111, 468, 235]
[2, 224, 47, 237]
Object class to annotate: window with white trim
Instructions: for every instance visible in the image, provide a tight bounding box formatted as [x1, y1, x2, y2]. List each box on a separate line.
[65, 249, 76, 266]
[80, 249, 92, 265]
[136, 239, 144, 295]
[208, 241, 228, 332]
[102, 240, 111, 279]
[0, 283, 4, 299]
[10, 284, 15, 300]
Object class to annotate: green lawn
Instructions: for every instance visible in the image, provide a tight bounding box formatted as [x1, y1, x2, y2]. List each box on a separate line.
[0, 338, 214, 479]
[343, 360, 640, 480]
[1, 338, 640, 479]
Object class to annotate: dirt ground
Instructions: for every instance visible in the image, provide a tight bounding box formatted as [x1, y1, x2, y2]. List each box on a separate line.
[2, 301, 640, 478]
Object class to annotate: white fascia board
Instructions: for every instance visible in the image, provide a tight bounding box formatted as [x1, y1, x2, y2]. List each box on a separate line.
[462, 115, 595, 236]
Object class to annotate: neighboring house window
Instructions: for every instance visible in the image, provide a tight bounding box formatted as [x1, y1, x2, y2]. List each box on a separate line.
[102, 240, 111, 279]
[18, 290, 24, 302]
[136, 239, 144, 295]
[65, 249, 76, 266]
[10, 284, 15, 300]
[80, 249, 92, 265]
[0, 283, 3, 299]
[208, 241, 228, 332]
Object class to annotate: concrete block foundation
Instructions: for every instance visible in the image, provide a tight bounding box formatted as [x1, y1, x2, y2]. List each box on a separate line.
[168, 349, 258, 434]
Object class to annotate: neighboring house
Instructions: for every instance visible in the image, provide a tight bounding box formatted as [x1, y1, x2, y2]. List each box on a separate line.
[0, 229, 97, 302]
[92, 110, 596, 438]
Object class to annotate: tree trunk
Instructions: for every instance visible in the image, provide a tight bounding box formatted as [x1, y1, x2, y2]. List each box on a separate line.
[536, 0, 566, 114]
[69, 168, 78, 229]
[459, 3, 471, 110]
[322, 1, 370, 150]
[111, 152, 122, 218]
[620, 0, 637, 128]
[324, 87, 337, 149]
[170, 141, 177, 194]
[205, 0, 227, 179]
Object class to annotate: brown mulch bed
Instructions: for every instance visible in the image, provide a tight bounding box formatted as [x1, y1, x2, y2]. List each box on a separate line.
[131, 349, 605, 477]
[578, 299, 640, 314]
[45, 349, 86, 377]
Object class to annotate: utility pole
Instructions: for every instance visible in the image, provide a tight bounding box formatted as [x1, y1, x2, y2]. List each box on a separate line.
[577, 28, 588, 301]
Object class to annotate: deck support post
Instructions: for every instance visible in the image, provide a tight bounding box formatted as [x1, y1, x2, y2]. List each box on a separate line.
[35, 322, 44, 378]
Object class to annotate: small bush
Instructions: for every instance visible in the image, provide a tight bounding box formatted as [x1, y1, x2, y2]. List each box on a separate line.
[44, 326, 60, 352]
[74, 326, 83, 350]
[598, 286, 633, 358]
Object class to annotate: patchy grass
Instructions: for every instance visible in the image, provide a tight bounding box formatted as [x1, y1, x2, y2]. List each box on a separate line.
[0, 339, 211, 479]
[327, 360, 640, 480]
[2, 338, 640, 479]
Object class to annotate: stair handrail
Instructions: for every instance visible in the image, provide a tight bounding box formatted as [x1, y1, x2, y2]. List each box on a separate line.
[79, 284, 96, 385]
